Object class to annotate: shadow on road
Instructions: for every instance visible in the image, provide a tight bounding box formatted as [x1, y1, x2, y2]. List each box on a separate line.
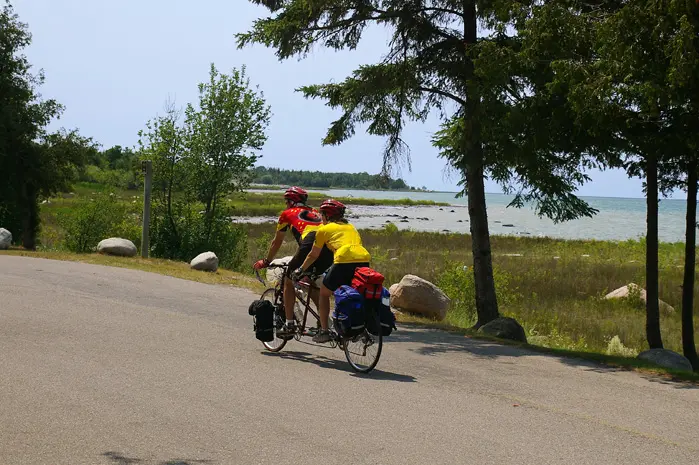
[102, 452, 213, 465]
[261, 350, 417, 382]
[386, 324, 698, 389]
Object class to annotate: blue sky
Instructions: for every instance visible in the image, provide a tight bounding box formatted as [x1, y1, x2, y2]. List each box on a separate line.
[15, 0, 662, 198]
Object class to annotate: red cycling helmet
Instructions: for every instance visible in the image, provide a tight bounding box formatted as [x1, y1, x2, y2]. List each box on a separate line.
[319, 199, 346, 217]
[284, 186, 308, 204]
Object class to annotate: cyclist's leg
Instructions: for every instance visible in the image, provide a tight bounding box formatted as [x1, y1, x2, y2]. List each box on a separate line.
[307, 245, 334, 308]
[282, 243, 308, 321]
[314, 262, 369, 343]
[284, 233, 315, 321]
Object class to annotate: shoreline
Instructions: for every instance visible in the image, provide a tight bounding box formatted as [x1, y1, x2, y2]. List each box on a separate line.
[231, 203, 692, 244]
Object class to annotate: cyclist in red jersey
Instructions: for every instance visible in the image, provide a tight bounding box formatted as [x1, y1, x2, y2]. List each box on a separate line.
[253, 187, 334, 337]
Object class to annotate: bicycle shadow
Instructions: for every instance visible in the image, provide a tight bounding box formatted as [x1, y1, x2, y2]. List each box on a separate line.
[261, 350, 417, 383]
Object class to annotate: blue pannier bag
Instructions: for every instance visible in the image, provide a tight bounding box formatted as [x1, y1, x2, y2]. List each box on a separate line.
[332, 285, 365, 338]
[366, 287, 397, 336]
[379, 287, 397, 336]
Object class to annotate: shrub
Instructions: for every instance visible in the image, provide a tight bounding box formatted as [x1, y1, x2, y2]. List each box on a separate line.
[606, 335, 639, 357]
[149, 205, 247, 270]
[436, 260, 518, 327]
[61, 193, 142, 253]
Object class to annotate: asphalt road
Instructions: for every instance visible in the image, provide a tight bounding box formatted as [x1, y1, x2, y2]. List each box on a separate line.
[1, 255, 697, 465]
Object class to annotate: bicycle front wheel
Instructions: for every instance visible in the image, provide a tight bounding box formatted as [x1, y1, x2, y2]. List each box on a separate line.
[260, 288, 287, 353]
[343, 309, 382, 373]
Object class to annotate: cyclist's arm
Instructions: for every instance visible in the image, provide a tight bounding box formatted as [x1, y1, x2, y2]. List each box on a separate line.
[300, 245, 322, 272]
[264, 230, 285, 263]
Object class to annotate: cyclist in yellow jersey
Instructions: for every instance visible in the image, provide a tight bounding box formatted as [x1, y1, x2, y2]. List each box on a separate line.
[296, 199, 370, 343]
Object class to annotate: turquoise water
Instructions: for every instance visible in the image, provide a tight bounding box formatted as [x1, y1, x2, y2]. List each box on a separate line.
[247, 188, 695, 243]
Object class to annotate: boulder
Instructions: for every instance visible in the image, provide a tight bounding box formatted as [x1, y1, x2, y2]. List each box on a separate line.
[0, 228, 12, 249]
[604, 283, 675, 314]
[266, 256, 294, 285]
[190, 251, 219, 272]
[389, 274, 450, 320]
[478, 317, 528, 343]
[97, 238, 137, 257]
[638, 349, 693, 372]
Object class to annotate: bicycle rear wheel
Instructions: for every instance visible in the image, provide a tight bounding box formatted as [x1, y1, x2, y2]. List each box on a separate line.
[260, 288, 288, 352]
[343, 309, 382, 373]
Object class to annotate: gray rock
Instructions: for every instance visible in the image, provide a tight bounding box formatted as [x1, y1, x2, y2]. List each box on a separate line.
[97, 238, 137, 257]
[389, 274, 450, 320]
[638, 349, 693, 372]
[478, 317, 528, 343]
[0, 228, 12, 249]
[190, 251, 219, 272]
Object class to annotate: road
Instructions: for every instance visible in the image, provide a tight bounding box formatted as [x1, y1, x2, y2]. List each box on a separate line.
[0, 255, 697, 465]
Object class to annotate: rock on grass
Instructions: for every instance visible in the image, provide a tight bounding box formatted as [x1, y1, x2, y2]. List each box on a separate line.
[97, 238, 137, 257]
[478, 317, 528, 343]
[0, 228, 12, 249]
[389, 274, 450, 321]
[190, 251, 219, 272]
[638, 349, 693, 372]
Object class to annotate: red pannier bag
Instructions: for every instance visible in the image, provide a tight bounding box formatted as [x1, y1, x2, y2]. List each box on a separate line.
[351, 267, 385, 300]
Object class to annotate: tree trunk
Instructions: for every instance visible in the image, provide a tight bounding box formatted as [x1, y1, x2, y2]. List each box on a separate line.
[19, 184, 38, 250]
[463, 0, 499, 328]
[466, 164, 500, 328]
[645, 153, 663, 348]
[681, 160, 698, 370]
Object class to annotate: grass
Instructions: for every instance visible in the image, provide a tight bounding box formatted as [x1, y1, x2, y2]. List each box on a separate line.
[2, 246, 697, 383]
[11, 180, 699, 380]
[226, 191, 449, 217]
[0, 248, 264, 292]
[242, 222, 699, 363]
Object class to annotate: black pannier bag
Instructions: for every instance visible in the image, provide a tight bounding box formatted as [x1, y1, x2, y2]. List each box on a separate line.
[248, 299, 275, 342]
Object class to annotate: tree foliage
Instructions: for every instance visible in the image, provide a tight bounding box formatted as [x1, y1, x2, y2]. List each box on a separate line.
[137, 64, 269, 268]
[184, 63, 270, 240]
[252, 166, 409, 189]
[237, 0, 612, 326]
[523, 0, 699, 353]
[0, 1, 90, 248]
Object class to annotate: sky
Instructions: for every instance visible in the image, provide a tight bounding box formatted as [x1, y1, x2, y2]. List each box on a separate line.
[12, 0, 669, 199]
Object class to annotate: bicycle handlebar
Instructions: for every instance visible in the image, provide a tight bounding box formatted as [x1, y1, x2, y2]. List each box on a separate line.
[253, 263, 322, 287]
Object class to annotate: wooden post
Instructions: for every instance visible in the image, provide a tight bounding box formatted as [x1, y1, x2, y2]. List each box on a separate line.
[141, 160, 152, 258]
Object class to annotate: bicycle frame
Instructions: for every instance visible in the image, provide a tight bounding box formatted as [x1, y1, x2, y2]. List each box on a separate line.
[253, 262, 383, 372]
[255, 264, 325, 337]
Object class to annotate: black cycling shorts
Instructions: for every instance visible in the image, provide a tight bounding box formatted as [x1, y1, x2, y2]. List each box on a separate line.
[285, 231, 334, 278]
[322, 262, 370, 291]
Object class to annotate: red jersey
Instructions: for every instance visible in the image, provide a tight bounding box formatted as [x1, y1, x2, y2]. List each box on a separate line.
[276, 206, 323, 244]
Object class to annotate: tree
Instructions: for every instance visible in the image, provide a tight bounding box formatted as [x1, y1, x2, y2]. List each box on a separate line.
[138, 65, 267, 268]
[680, 159, 699, 370]
[138, 100, 188, 256]
[184, 63, 271, 241]
[528, 0, 699, 351]
[0, 1, 90, 249]
[238, 0, 604, 327]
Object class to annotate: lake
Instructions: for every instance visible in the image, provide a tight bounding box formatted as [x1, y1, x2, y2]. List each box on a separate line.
[246, 188, 695, 243]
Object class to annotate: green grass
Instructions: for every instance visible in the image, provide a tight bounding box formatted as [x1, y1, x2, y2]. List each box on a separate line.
[2, 247, 697, 383]
[226, 191, 449, 216]
[242, 222, 699, 364]
[17, 180, 699, 379]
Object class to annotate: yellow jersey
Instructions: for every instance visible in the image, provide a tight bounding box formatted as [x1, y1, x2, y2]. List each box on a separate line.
[313, 221, 371, 264]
